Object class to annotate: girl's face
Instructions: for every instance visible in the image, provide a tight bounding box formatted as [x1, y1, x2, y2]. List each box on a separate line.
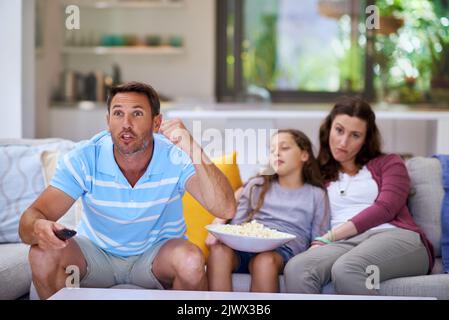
[270, 132, 309, 176]
[329, 114, 367, 166]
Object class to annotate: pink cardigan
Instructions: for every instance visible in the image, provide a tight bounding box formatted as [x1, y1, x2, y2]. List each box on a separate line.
[346, 154, 434, 273]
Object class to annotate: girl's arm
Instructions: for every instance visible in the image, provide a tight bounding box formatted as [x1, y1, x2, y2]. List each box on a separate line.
[309, 189, 358, 247]
[205, 182, 253, 247]
[310, 189, 331, 240]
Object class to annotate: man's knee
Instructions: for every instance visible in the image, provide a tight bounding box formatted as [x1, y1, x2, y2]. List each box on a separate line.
[173, 242, 205, 279]
[29, 246, 60, 280]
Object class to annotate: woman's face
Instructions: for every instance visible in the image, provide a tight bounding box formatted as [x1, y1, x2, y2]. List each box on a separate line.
[329, 114, 367, 166]
[270, 132, 309, 176]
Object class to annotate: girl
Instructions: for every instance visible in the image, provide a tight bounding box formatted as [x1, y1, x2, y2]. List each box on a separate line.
[206, 129, 329, 292]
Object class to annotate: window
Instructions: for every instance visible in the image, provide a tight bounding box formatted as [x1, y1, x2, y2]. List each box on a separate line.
[216, 0, 375, 102]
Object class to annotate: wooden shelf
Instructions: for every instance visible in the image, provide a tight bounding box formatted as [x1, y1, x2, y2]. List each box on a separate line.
[61, 0, 184, 9]
[61, 46, 184, 55]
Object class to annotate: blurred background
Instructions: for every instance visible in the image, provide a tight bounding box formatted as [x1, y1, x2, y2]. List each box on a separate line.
[0, 0, 448, 166]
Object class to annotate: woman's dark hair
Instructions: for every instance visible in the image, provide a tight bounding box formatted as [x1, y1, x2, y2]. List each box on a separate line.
[106, 81, 160, 117]
[246, 129, 326, 222]
[318, 96, 383, 182]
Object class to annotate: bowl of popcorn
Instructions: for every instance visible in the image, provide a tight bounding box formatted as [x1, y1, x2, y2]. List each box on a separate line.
[205, 220, 296, 253]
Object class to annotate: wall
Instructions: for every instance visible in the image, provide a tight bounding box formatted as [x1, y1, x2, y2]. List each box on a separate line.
[66, 0, 216, 100]
[36, 0, 64, 138]
[36, 0, 216, 137]
[0, 0, 35, 138]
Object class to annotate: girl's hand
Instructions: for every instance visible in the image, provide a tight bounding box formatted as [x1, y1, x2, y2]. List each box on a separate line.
[205, 233, 220, 247]
[309, 244, 322, 250]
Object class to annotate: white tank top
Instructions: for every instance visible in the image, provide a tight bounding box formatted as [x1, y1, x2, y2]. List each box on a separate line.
[327, 166, 397, 231]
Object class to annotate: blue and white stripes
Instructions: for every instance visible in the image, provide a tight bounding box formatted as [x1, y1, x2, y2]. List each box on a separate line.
[50, 131, 196, 256]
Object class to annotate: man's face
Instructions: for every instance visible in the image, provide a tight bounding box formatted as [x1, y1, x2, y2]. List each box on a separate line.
[107, 92, 161, 156]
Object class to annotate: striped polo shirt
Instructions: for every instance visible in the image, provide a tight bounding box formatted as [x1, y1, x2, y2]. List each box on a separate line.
[50, 130, 196, 257]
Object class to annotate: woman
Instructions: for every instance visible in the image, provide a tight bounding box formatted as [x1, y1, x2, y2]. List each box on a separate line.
[284, 96, 434, 295]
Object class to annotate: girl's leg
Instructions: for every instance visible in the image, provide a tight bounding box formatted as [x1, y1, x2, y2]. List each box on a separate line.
[207, 243, 239, 291]
[248, 251, 284, 292]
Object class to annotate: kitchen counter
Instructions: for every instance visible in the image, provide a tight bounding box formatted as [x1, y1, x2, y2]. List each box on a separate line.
[49, 101, 449, 155]
[163, 102, 449, 120]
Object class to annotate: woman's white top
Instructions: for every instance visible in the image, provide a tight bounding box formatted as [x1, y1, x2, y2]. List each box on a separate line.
[327, 166, 396, 231]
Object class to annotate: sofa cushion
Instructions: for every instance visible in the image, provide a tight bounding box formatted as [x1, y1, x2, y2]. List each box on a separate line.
[406, 157, 444, 256]
[231, 273, 286, 292]
[379, 274, 449, 299]
[183, 151, 243, 258]
[0, 139, 75, 243]
[0, 243, 31, 299]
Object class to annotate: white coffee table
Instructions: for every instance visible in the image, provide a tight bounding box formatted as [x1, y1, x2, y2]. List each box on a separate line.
[49, 288, 436, 300]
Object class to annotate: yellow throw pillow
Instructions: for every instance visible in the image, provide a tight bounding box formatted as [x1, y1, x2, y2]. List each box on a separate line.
[182, 151, 242, 258]
[41, 150, 83, 228]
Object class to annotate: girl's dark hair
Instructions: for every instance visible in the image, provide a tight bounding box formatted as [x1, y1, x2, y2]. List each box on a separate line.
[246, 129, 325, 222]
[318, 96, 383, 182]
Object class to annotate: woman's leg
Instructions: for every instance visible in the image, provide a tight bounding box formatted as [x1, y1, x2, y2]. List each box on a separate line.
[331, 228, 429, 295]
[207, 243, 239, 291]
[249, 251, 284, 292]
[284, 242, 353, 294]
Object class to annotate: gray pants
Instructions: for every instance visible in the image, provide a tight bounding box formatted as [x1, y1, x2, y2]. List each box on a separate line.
[284, 228, 429, 295]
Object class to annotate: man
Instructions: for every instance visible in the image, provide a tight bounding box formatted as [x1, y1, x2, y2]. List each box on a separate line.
[19, 81, 236, 299]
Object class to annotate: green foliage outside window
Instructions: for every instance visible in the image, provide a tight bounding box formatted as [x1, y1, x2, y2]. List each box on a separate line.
[374, 0, 449, 104]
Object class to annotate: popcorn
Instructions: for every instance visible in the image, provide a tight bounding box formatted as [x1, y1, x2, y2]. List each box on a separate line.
[213, 220, 290, 239]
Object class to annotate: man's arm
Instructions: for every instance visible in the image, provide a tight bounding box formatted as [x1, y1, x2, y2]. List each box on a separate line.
[159, 119, 237, 219]
[185, 157, 236, 219]
[19, 186, 76, 249]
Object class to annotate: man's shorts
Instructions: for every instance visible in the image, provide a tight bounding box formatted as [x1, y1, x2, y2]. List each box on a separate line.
[74, 235, 168, 289]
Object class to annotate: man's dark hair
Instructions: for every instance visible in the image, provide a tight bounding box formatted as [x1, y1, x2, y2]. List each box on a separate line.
[106, 81, 160, 117]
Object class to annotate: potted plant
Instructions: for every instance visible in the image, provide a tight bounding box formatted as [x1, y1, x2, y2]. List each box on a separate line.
[426, 1, 449, 104]
[428, 33, 449, 104]
[376, 0, 405, 35]
[317, 0, 352, 20]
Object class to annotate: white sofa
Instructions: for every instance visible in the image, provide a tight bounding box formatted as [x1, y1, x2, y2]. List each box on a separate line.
[0, 138, 75, 299]
[230, 157, 449, 298]
[1, 138, 448, 299]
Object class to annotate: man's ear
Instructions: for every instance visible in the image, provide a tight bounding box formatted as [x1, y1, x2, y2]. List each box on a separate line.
[106, 113, 110, 132]
[153, 114, 162, 133]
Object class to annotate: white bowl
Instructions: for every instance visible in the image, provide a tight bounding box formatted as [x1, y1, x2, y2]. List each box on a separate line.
[205, 224, 296, 253]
